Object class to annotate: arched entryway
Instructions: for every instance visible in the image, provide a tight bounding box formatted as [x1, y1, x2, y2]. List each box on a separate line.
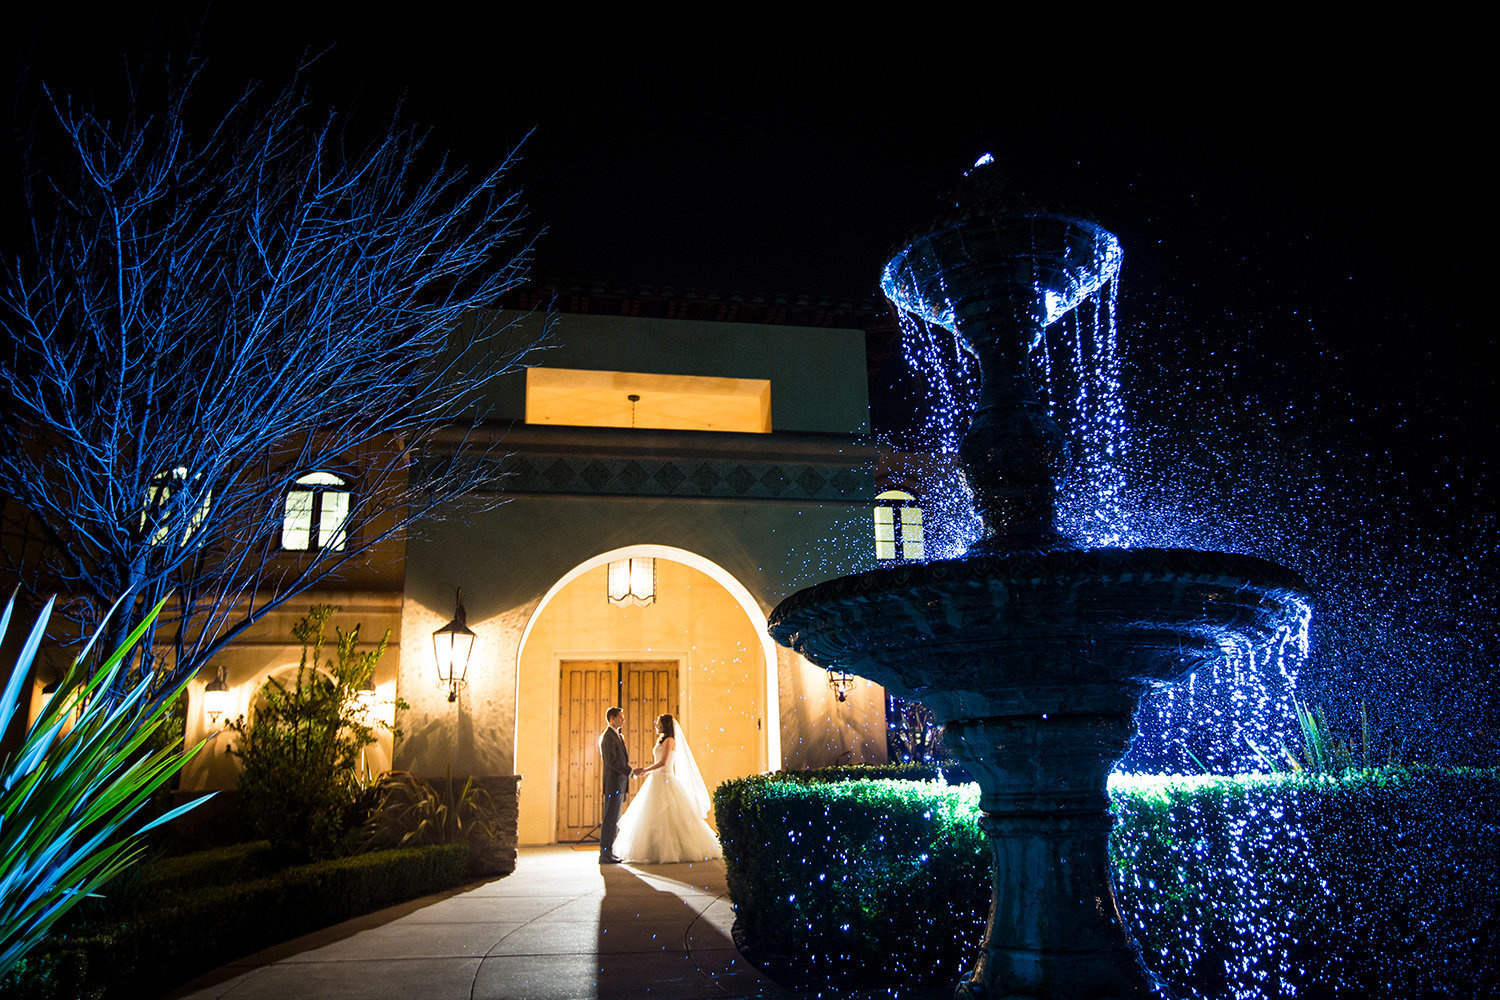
[513, 545, 778, 845]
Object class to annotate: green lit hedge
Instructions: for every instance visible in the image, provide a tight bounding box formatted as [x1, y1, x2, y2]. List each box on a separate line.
[715, 767, 1500, 997]
[1, 843, 470, 999]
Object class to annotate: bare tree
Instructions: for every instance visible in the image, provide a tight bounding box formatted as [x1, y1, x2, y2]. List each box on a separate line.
[0, 56, 539, 688]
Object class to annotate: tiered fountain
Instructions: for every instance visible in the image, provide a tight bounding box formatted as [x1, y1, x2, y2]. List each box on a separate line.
[769, 163, 1312, 999]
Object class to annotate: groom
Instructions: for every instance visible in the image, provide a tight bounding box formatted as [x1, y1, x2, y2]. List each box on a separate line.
[598, 706, 637, 864]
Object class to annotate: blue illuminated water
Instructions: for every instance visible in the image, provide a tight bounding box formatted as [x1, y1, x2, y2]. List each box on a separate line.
[892, 260, 1497, 774]
[895, 277, 1318, 773]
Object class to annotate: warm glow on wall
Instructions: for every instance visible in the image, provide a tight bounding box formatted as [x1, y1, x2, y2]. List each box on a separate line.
[525, 367, 772, 433]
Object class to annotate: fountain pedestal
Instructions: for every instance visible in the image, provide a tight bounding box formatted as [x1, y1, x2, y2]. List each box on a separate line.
[948, 708, 1156, 998]
[770, 165, 1311, 1000]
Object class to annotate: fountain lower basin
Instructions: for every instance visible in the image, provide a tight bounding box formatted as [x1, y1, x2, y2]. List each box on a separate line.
[770, 547, 1309, 999]
[771, 547, 1307, 717]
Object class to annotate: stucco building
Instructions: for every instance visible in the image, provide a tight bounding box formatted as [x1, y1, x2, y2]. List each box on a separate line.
[167, 288, 919, 845]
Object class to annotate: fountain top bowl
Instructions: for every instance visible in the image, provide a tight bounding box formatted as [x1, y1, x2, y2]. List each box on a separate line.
[880, 160, 1122, 338]
[881, 212, 1122, 338]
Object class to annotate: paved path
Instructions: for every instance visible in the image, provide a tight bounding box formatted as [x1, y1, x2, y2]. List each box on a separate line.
[167, 846, 795, 1000]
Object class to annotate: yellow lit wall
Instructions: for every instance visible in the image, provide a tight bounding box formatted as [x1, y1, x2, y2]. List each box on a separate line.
[514, 559, 765, 845]
[175, 599, 402, 793]
[525, 367, 772, 433]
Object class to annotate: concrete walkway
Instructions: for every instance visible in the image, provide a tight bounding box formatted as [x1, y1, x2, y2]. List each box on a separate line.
[167, 846, 796, 1000]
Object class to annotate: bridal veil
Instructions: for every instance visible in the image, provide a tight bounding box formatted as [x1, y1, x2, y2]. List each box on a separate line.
[667, 715, 712, 817]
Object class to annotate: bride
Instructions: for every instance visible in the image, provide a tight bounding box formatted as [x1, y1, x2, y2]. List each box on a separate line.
[613, 714, 722, 863]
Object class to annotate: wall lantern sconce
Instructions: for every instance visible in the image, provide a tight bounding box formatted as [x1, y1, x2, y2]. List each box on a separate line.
[39, 678, 60, 714]
[607, 557, 656, 607]
[203, 667, 231, 724]
[355, 674, 378, 710]
[828, 669, 857, 703]
[432, 588, 475, 703]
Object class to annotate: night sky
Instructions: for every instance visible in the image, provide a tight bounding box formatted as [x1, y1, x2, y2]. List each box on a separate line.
[5, 10, 1494, 749]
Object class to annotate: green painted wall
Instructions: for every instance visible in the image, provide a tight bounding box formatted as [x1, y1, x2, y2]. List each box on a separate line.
[468, 310, 870, 434]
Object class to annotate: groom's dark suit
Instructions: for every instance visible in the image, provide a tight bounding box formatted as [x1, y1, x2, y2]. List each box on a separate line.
[598, 724, 631, 858]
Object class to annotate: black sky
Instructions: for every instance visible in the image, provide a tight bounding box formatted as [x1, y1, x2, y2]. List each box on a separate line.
[5, 10, 1485, 305]
[3, 9, 1490, 478]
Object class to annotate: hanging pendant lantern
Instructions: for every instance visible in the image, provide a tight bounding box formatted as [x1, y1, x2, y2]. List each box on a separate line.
[356, 673, 378, 710]
[607, 557, 656, 607]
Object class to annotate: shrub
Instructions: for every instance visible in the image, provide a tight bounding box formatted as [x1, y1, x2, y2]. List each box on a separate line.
[717, 767, 1500, 998]
[767, 761, 971, 784]
[127, 841, 284, 901]
[716, 774, 988, 986]
[226, 605, 399, 859]
[360, 769, 510, 874]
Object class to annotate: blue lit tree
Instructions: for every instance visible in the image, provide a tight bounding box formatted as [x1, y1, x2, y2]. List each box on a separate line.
[0, 55, 540, 690]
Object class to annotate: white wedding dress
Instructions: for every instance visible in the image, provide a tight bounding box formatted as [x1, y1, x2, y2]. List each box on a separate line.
[613, 718, 722, 863]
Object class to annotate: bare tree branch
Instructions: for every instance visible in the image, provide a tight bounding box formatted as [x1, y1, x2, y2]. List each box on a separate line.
[0, 55, 543, 692]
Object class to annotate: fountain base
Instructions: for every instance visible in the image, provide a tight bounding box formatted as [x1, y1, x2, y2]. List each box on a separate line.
[770, 547, 1309, 999]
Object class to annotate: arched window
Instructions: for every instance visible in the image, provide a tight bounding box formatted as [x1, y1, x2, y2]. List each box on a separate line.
[142, 466, 210, 547]
[873, 490, 924, 561]
[282, 472, 350, 552]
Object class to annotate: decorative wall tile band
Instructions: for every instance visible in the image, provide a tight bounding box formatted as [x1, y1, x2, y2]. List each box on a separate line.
[489, 454, 871, 501]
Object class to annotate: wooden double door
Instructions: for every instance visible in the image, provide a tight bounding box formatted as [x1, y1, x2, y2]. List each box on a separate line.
[557, 660, 678, 843]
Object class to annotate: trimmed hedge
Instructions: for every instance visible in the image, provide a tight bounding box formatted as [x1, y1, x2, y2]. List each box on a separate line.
[2, 843, 471, 1000]
[715, 767, 1500, 998]
[769, 762, 971, 785]
[716, 772, 987, 985]
[134, 841, 286, 900]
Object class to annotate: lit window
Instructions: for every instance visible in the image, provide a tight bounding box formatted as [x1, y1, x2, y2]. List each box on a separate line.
[282, 472, 350, 552]
[874, 490, 924, 561]
[526, 367, 772, 433]
[142, 467, 210, 547]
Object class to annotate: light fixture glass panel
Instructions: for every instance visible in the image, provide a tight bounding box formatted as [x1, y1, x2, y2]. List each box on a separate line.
[630, 557, 656, 605]
[203, 686, 232, 723]
[433, 630, 474, 683]
[607, 559, 632, 604]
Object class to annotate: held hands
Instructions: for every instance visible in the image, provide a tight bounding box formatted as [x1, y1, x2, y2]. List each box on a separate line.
[631, 767, 645, 777]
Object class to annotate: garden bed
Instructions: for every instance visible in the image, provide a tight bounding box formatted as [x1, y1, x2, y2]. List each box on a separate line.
[0, 842, 473, 1000]
[715, 766, 1500, 998]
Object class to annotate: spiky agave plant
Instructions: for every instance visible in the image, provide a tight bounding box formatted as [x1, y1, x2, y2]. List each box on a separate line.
[0, 592, 213, 978]
[1247, 697, 1395, 774]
